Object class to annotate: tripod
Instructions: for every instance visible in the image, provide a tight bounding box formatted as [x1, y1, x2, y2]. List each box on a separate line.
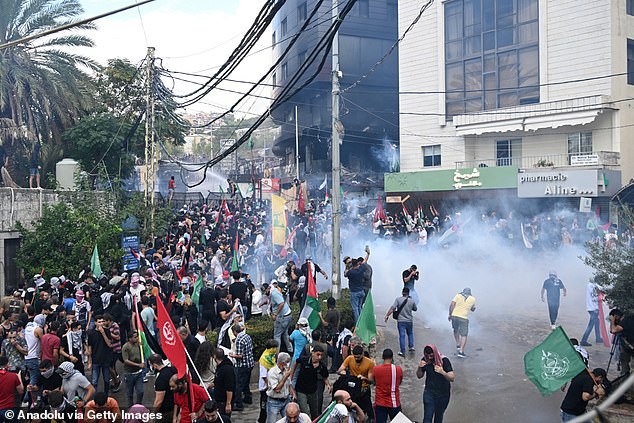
[606, 333, 621, 375]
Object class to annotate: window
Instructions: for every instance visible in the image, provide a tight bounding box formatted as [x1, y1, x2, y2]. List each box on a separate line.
[281, 18, 287, 37]
[628, 0, 634, 16]
[628, 39, 634, 85]
[352, 0, 370, 17]
[387, 0, 397, 21]
[298, 2, 307, 22]
[272, 72, 277, 87]
[496, 139, 521, 166]
[298, 50, 307, 66]
[272, 31, 276, 46]
[281, 62, 288, 80]
[568, 132, 592, 159]
[423, 145, 441, 167]
[444, 0, 539, 118]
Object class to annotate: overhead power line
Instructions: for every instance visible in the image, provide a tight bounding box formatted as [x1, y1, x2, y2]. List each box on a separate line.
[0, 0, 158, 51]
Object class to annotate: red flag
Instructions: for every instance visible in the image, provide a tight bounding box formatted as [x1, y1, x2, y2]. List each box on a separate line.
[374, 195, 386, 222]
[298, 184, 305, 215]
[156, 297, 188, 378]
[222, 200, 231, 218]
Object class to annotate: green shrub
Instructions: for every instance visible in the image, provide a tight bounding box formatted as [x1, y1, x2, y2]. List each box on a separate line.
[205, 289, 355, 359]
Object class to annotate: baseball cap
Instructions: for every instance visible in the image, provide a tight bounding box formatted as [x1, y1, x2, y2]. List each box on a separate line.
[461, 287, 472, 296]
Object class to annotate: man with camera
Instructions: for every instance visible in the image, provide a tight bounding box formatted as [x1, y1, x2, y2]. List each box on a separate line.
[402, 265, 420, 305]
[609, 308, 634, 375]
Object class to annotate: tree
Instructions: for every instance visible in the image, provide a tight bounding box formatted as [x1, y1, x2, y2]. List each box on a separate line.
[0, 0, 97, 144]
[584, 211, 634, 314]
[15, 203, 122, 279]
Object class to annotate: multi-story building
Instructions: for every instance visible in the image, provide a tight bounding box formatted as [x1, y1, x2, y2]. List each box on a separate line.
[270, 0, 400, 185]
[389, 0, 634, 218]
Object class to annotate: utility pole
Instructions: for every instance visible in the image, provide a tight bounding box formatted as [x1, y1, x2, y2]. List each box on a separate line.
[330, 0, 342, 299]
[143, 47, 156, 240]
[295, 105, 300, 180]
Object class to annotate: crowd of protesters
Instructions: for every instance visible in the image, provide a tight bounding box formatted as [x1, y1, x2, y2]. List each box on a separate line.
[1, 187, 632, 423]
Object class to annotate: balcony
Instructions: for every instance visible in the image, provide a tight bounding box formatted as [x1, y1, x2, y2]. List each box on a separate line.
[455, 151, 620, 169]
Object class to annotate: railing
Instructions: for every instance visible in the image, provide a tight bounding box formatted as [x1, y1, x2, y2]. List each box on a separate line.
[455, 151, 620, 169]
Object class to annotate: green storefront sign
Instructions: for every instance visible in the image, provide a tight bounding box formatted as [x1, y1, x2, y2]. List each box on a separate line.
[384, 166, 519, 193]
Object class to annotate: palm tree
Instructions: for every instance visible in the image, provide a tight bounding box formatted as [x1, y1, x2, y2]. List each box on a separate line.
[0, 0, 98, 148]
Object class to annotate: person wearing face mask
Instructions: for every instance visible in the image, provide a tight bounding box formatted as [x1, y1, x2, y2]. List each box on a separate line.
[45, 390, 77, 423]
[31, 359, 63, 404]
[57, 361, 95, 409]
[416, 344, 455, 423]
[60, 322, 85, 374]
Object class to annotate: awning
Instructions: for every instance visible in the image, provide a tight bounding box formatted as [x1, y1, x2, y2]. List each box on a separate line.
[612, 181, 634, 207]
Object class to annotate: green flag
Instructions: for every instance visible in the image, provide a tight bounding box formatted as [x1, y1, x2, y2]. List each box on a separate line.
[191, 274, 204, 306]
[355, 291, 376, 344]
[524, 326, 587, 395]
[91, 244, 102, 277]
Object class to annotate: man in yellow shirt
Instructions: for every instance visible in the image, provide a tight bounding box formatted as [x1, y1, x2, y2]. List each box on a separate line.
[337, 345, 375, 421]
[448, 288, 476, 358]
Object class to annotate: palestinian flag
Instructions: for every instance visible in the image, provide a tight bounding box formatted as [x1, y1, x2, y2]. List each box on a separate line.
[191, 273, 204, 306]
[134, 299, 152, 361]
[299, 261, 320, 330]
[314, 401, 336, 422]
[231, 232, 240, 272]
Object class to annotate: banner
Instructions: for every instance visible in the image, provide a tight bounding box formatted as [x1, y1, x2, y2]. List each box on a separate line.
[271, 194, 287, 246]
[157, 298, 188, 378]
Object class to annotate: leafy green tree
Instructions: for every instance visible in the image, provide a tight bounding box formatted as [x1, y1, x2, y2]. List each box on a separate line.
[0, 0, 97, 145]
[584, 212, 634, 314]
[62, 113, 141, 182]
[15, 203, 122, 278]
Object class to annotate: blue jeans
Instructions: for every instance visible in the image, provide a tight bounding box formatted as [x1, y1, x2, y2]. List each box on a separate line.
[274, 313, 293, 353]
[234, 366, 253, 406]
[92, 363, 111, 393]
[266, 396, 289, 423]
[350, 290, 365, 322]
[24, 358, 40, 386]
[397, 321, 414, 354]
[375, 405, 401, 423]
[561, 410, 591, 422]
[124, 371, 144, 407]
[581, 310, 602, 344]
[547, 301, 560, 325]
[423, 391, 450, 423]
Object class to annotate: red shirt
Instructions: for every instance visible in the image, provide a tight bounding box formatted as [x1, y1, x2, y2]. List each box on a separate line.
[0, 369, 21, 409]
[173, 383, 209, 423]
[373, 363, 403, 408]
[40, 333, 61, 364]
[168, 179, 175, 189]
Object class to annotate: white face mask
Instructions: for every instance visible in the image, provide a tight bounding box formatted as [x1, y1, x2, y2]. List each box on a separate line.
[41, 367, 55, 378]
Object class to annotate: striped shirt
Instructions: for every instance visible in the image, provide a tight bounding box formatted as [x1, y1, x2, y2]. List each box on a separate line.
[109, 322, 121, 353]
[373, 363, 403, 408]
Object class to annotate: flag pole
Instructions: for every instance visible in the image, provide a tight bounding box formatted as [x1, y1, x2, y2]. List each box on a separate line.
[182, 344, 212, 400]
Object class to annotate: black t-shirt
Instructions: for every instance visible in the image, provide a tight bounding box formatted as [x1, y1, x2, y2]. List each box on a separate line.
[87, 329, 113, 365]
[422, 357, 453, 397]
[295, 356, 329, 394]
[155, 366, 178, 413]
[324, 309, 340, 336]
[561, 371, 594, 415]
[216, 300, 231, 323]
[199, 287, 216, 313]
[542, 277, 565, 303]
[37, 372, 63, 392]
[619, 316, 634, 350]
[229, 281, 248, 304]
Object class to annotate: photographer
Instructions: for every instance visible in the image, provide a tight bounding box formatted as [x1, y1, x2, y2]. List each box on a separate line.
[609, 309, 634, 375]
[402, 265, 420, 305]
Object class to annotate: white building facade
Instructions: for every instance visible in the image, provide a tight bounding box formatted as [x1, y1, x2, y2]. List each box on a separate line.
[389, 0, 634, 216]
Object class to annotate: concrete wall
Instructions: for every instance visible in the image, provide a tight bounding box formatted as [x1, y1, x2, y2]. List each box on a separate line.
[0, 188, 113, 295]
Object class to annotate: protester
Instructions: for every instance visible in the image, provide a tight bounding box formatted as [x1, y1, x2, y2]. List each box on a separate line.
[201, 399, 232, 423]
[276, 401, 311, 423]
[329, 390, 366, 423]
[258, 340, 279, 423]
[369, 349, 403, 423]
[337, 345, 374, 421]
[578, 279, 603, 347]
[0, 355, 24, 419]
[149, 354, 177, 423]
[229, 323, 254, 411]
[402, 265, 420, 305]
[291, 344, 330, 419]
[266, 352, 293, 423]
[541, 271, 567, 330]
[266, 283, 293, 353]
[448, 288, 476, 358]
[213, 348, 236, 416]
[84, 392, 121, 423]
[560, 368, 606, 421]
[416, 344, 455, 423]
[170, 374, 209, 423]
[384, 287, 417, 357]
[121, 332, 145, 408]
